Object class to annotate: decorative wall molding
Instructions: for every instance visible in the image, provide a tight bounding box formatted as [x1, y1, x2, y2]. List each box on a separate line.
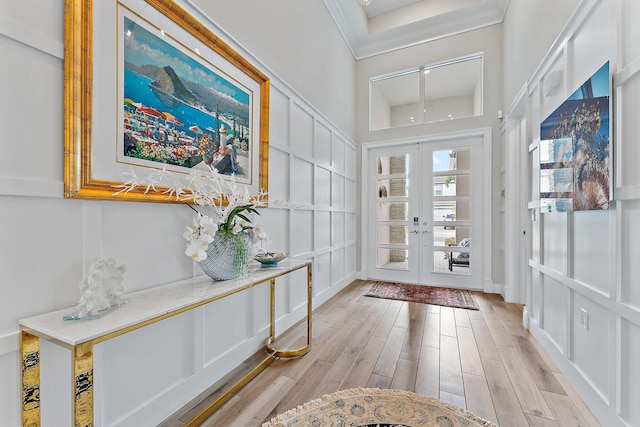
[0, 177, 63, 199]
[0, 15, 64, 59]
[0, 332, 19, 357]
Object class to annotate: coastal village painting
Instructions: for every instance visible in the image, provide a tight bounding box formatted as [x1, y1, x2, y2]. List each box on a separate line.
[119, 13, 253, 180]
[539, 62, 611, 212]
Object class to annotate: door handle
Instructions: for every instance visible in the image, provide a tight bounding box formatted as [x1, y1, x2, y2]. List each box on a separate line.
[410, 230, 419, 234]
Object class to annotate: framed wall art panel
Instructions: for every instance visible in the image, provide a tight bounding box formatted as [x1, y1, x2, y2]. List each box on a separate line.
[64, 0, 270, 202]
[539, 61, 611, 212]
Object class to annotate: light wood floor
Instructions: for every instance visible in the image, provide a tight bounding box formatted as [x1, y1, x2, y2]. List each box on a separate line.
[172, 280, 603, 426]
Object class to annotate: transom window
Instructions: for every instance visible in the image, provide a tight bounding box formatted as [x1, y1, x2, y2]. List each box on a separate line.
[369, 53, 483, 130]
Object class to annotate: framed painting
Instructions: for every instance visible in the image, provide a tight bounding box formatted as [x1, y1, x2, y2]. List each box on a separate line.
[64, 0, 270, 202]
[539, 61, 611, 212]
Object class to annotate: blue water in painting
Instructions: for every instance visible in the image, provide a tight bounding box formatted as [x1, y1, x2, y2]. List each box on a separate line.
[124, 68, 229, 136]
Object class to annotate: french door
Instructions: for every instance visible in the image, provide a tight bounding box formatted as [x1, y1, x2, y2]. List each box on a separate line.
[367, 136, 484, 290]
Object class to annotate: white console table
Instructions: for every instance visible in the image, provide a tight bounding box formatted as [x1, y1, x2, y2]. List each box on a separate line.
[19, 259, 312, 427]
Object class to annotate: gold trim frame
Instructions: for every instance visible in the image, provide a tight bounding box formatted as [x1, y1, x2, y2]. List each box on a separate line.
[64, 0, 269, 202]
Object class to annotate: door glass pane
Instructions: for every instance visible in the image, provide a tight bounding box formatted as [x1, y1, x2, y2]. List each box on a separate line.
[433, 148, 470, 172]
[378, 202, 408, 221]
[431, 148, 471, 275]
[377, 154, 408, 175]
[434, 200, 470, 223]
[378, 225, 408, 245]
[377, 248, 408, 269]
[378, 179, 408, 198]
[376, 153, 410, 270]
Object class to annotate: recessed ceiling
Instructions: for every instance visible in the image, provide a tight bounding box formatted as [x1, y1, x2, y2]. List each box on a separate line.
[323, 0, 508, 59]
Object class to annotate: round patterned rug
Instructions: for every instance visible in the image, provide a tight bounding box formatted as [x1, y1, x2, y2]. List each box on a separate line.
[262, 388, 496, 427]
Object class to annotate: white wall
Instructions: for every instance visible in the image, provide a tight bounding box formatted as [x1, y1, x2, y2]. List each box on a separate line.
[502, 0, 581, 108]
[503, 0, 640, 425]
[356, 24, 504, 290]
[0, 0, 356, 425]
[190, 0, 357, 139]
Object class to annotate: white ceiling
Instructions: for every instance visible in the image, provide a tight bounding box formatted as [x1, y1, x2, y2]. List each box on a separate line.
[322, 0, 509, 59]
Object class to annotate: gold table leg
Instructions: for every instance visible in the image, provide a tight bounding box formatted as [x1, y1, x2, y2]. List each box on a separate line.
[73, 342, 94, 427]
[265, 264, 313, 358]
[21, 331, 41, 427]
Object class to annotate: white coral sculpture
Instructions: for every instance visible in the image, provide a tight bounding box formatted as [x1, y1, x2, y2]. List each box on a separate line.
[77, 258, 127, 317]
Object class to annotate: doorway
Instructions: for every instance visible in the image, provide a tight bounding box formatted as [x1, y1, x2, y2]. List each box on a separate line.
[366, 134, 485, 290]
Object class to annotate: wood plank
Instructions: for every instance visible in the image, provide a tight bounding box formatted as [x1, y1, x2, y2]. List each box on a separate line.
[469, 316, 501, 361]
[272, 360, 333, 414]
[463, 372, 498, 425]
[372, 326, 407, 377]
[502, 319, 529, 337]
[393, 302, 411, 329]
[372, 305, 400, 338]
[482, 357, 530, 427]
[341, 336, 386, 390]
[541, 390, 591, 427]
[525, 414, 560, 427]
[457, 326, 484, 376]
[316, 319, 364, 364]
[439, 391, 466, 410]
[472, 292, 496, 312]
[399, 315, 425, 362]
[198, 395, 247, 427]
[415, 345, 439, 398]
[493, 304, 521, 323]
[528, 334, 562, 373]
[390, 358, 418, 391]
[553, 373, 602, 427]
[423, 312, 441, 349]
[497, 345, 554, 419]
[440, 306, 457, 337]
[326, 346, 360, 385]
[204, 375, 296, 427]
[367, 373, 392, 389]
[454, 308, 472, 328]
[280, 325, 338, 380]
[439, 335, 464, 396]
[513, 335, 566, 394]
[349, 311, 383, 350]
[483, 311, 516, 347]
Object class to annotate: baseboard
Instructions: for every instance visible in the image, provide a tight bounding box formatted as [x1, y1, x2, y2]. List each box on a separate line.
[484, 280, 503, 295]
[522, 306, 530, 329]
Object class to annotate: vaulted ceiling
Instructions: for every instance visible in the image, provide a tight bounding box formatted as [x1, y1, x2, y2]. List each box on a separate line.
[322, 0, 509, 59]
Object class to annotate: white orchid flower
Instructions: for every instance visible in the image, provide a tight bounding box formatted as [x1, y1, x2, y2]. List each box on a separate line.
[185, 243, 207, 261]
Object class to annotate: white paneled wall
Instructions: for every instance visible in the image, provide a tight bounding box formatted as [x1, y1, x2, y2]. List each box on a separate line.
[502, 0, 640, 425]
[269, 82, 357, 303]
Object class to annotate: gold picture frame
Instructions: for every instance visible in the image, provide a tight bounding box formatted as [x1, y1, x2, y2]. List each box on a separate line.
[64, 0, 269, 202]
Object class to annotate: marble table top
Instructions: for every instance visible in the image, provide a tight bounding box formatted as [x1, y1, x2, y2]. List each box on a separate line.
[19, 258, 311, 346]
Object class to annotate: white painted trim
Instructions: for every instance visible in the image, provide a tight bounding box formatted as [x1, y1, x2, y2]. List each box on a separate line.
[0, 177, 64, 199]
[0, 15, 64, 59]
[485, 279, 502, 295]
[522, 305, 530, 329]
[0, 332, 20, 357]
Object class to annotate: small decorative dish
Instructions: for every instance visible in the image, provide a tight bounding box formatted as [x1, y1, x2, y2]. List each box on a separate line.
[254, 252, 287, 267]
